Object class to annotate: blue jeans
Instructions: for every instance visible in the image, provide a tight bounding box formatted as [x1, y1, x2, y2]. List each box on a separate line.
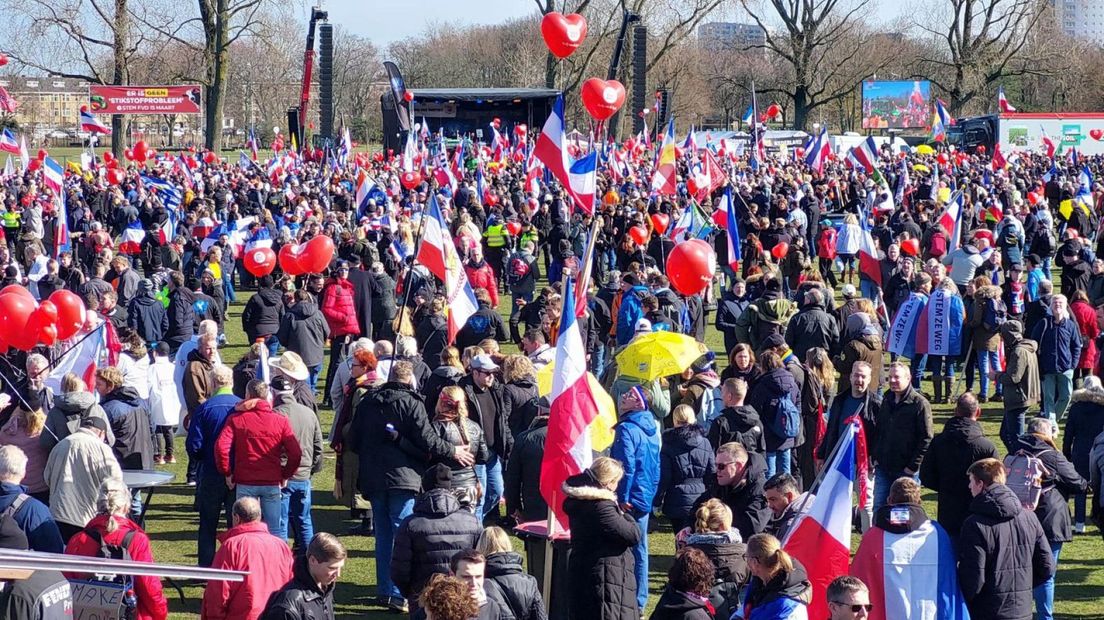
[223, 274, 236, 303]
[1075, 493, 1087, 525]
[632, 511, 649, 610]
[369, 489, 417, 599]
[236, 484, 285, 541]
[590, 345, 608, 379]
[860, 279, 880, 308]
[307, 364, 322, 394]
[475, 453, 504, 520]
[265, 335, 280, 358]
[910, 354, 929, 388]
[765, 450, 792, 478]
[874, 468, 919, 512]
[280, 479, 314, 550]
[929, 355, 956, 378]
[978, 350, 1003, 398]
[196, 473, 234, 567]
[1033, 542, 1062, 620]
[1042, 371, 1074, 419]
[1000, 406, 1028, 453]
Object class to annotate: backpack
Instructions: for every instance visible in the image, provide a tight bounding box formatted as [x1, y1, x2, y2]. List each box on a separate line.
[983, 297, 1008, 332]
[1036, 227, 1056, 256]
[999, 225, 1019, 248]
[929, 230, 947, 258]
[0, 494, 29, 520]
[1004, 449, 1051, 510]
[505, 253, 531, 287]
[658, 294, 687, 334]
[699, 385, 724, 431]
[770, 393, 802, 440]
[81, 526, 139, 619]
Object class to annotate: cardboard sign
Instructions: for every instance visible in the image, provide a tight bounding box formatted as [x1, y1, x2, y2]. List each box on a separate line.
[70, 580, 127, 620]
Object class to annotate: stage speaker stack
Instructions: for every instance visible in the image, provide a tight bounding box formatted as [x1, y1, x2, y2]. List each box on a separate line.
[631, 25, 647, 136]
[318, 23, 334, 142]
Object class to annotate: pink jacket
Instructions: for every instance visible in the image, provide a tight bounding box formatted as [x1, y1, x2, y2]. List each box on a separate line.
[201, 521, 293, 620]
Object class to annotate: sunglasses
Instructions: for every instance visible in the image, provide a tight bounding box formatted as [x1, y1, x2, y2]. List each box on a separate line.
[831, 602, 873, 613]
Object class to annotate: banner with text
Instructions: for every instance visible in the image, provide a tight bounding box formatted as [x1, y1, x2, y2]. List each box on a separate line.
[88, 85, 203, 115]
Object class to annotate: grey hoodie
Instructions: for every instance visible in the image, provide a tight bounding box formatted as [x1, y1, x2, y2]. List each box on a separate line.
[40, 391, 115, 452]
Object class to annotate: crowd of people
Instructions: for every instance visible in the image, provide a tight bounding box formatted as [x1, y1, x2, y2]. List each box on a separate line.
[0, 130, 1100, 620]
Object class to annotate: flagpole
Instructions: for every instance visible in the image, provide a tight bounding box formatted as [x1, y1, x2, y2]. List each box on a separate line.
[782, 409, 863, 544]
[388, 187, 432, 381]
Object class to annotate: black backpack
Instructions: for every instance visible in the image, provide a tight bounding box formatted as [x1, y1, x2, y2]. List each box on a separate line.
[81, 526, 139, 619]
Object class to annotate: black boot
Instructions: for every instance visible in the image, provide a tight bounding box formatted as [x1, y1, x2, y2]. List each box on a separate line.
[942, 378, 954, 404]
[933, 375, 944, 404]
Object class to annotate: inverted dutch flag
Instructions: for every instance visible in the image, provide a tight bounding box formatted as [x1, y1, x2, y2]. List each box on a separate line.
[721, 187, 742, 271]
[1040, 126, 1057, 159]
[80, 109, 111, 135]
[858, 211, 883, 287]
[420, 194, 477, 343]
[54, 188, 70, 257]
[534, 96, 598, 214]
[42, 157, 64, 194]
[998, 86, 1016, 113]
[0, 129, 18, 155]
[244, 225, 272, 251]
[46, 324, 110, 394]
[886, 292, 929, 359]
[848, 136, 879, 173]
[939, 191, 964, 253]
[804, 126, 830, 173]
[540, 274, 601, 529]
[200, 222, 227, 253]
[119, 220, 146, 255]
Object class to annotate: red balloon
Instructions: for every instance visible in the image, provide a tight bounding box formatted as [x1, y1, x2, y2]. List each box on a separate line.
[400, 171, 422, 190]
[901, 238, 920, 257]
[403, 91, 414, 102]
[650, 213, 670, 235]
[36, 149, 47, 161]
[203, 151, 219, 165]
[580, 78, 626, 121]
[301, 235, 335, 274]
[243, 247, 277, 277]
[759, 113, 768, 123]
[506, 221, 522, 236]
[279, 243, 307, 276]
[1027, 191, 1040, 206]
[937, 152, 949, 164]
[0, 293, 38, 352]
[133, 140, 147, 159]
[49, 289, 85, 340]
[629, 225, 649, 246]
[541, 11, 588, 59]
[667, 239, 717, 296]
[1091, 129, 1104, 141]
[37, 324, 57, 347]
[771, 242, 790, 260]
[0, 285, 34, 304]
[0, 54, 7, 67]
[976, 145, 986, 154]
[795, 147, 805, 158]
[36, 300, 58, 324]
[102, 151, 114, 163]
[124, 149, 135, 161]
[766, 103, 781, 118]
[107, 169, 124, 185]
[515, 125, 528, 137]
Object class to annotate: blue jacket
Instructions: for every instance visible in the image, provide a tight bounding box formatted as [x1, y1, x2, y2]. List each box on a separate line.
[616, 285, 649, 346]
[611, 409, 661, 515]
[185, 390, 242, 480]
[1031, 315, 1083, 374]
[0, 482, 64, 553]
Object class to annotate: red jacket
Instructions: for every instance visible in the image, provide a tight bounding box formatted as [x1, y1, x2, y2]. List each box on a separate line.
[465, 261, 499, 307]
[65, 515, 168, 620]
[320, 278, 360, 337]
[1072, 299, 1099, 370]
[201, 520, 293, 620]
[215, 398, 302, 486]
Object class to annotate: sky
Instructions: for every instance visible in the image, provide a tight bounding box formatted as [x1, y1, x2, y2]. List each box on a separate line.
[312, 0, 915, 46]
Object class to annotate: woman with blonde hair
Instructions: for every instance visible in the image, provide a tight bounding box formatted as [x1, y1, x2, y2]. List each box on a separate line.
[0, 395, 50, 503]
[742, 533, 812, 619]
[425, 346, 465, 414]
[41, 372, 114, 451]
[674, 498, 748, 618]
[502, 354, 540, 437]
[430, 386, 488, 510]
[477, 526, 547, 620]
[563, 456, 640, 620]
[801, 347, 836, 481]
[65, 479, 168, 620]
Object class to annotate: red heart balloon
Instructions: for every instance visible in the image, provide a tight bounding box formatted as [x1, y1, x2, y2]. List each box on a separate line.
[767, 103, 781, 118]
[771, 242, 790, 260]
[302, 235, 335, 274]
[37, 324, 57, 347]
[506, 221, 522, 236]
[1092, 129, 1104, 141]
[541, 12, 588, 59]
[279, 243, 307, 276]
[107, 169, 124, 185]
[0, 293, 38, 352]
[650, 213, 670, 234]
[667, 239, 717, 296]
[629, 225, 649, 246]
[901, 238, 920, 257]
[49, 289, 86, 340]
[243, 247, 277, 277]
[580, 78, 626, 121]
[400, 171, 422, 190]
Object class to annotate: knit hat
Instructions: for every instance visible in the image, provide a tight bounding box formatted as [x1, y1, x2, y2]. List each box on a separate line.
[421, 463, 453, 492]
[691, 351, 716, 373]
[618, 385, 649, 414]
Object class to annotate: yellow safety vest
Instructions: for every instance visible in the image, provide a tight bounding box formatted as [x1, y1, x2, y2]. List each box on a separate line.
[485, 224, 508, 248]
[2, 212, 20, 229]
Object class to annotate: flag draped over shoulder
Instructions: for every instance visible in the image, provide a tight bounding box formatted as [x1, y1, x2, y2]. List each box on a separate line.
[915, 288, 964, 356]
[886, 293, 928, 359]
[540, 275, 601, 529]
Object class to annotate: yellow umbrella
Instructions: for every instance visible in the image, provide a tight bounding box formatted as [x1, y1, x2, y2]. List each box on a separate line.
[912, 164, 930, 174]
[915, 144, 935, 155]
[536, 363, 617, 452]
[615, 331, 709, 382]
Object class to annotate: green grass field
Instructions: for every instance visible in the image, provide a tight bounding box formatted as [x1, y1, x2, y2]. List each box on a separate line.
[141, 286, 1104, 619]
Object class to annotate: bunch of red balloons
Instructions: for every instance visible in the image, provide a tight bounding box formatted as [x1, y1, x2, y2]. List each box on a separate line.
[279, 235, 335, 276]
[0, 287, 85, 352]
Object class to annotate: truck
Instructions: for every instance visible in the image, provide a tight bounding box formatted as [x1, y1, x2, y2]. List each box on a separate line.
[947, 112, 1104, 156]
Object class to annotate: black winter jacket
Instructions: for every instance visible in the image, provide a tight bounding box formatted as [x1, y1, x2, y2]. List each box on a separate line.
[746, 367, 801, 451]
[648, 587, 713, 620]
[502, 377, 540, 439]
[100, 386, 153, 470]
[165, 287, 195, 351]
[126, 294, 168, 345]
[656, 425, 715, 521]
[459, 376, 512, 458]
[483, 551, 548, 620]
[698, 451, 771, 542]
[504, 416, 548, 522]
[874, 386, 933, 474]
[683, 528, 749, 590]
[707, 405, 765, 454]
[423, 365, 463, 415]
[259, 555, 335, 620]
[715, 292, 749, 355]
[920, 416, 999, 536]
[455, 304, 508, 350]
[562, 470, 641, 620]
[784, 302, 840, 360]
[390, 488, 482, 601]
[416, 313, 448, 371]
[241, 287, 284, 342]
[817, 390, 881, 462]
[428, 417, 488, 490]
[351, 382, 458, 494]
[1015, 434, 1088, 544]
[1062, 387, 1104, 478]
[277, 301, 330, 367]
[957, 484, 1055, 620]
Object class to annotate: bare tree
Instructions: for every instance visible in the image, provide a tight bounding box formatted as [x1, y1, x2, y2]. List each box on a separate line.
[912, 0, 1056, 115]
[740, 0, 890, 130]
